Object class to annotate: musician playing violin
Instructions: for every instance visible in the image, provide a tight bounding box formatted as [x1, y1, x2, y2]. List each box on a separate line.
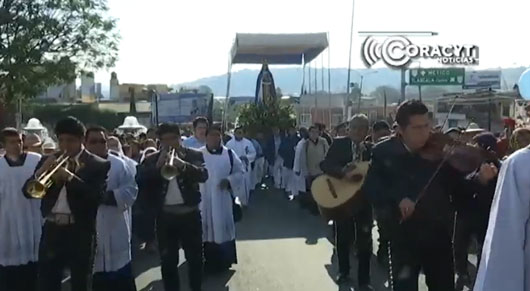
[320, 114, 374, 290]
[362, 100, 497, 291]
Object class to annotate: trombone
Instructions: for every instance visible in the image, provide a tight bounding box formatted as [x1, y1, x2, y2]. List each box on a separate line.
[25, 153, 82, 199]
[161, 147, 179, 180]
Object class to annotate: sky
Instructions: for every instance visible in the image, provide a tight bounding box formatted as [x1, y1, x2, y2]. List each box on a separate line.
[96, 0, 530, 86]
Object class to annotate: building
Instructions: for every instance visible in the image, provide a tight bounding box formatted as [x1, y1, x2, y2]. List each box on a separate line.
[118, 83, 170, 102]
[296, 93, 396, 128]
[95, 83, 102, 101]
[81, 72, 96, 103]
[109, 72, 119, 100]
[36, 83, 77, 102]
[434, 90, 518, 133]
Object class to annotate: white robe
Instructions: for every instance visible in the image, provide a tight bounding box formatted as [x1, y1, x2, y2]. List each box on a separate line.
[474, 148, 530, 291]
[0, 152, 42, 266]
[199, 147, 244, 243]
[270, 136, 283, 188]
[225, 138, 256, 206]
[95, 154, 138, 273]
[292, 139, 308, 196]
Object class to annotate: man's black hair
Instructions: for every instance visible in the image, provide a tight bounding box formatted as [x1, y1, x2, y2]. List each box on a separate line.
[0, 127, 20, 143]
[156, 123, 180, 137]
[315, 123, 326, 130]
[192, 116, 209, 129]
[372, 120, 390, 132]
[85, 126, 108, 140]
[55, 116, 86, 138]
[309, 125, 319, 132]
[395, 100, 429, 128]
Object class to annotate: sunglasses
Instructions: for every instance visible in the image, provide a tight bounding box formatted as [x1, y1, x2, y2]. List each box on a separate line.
[88, 139, 107, 145]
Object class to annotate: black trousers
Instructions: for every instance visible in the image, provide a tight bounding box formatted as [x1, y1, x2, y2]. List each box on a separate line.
[335, 201, 373, 285]
[157, 210, 203, 291]
[453, 211, 488, 276]
[93, 262, 137, 291]
[389, 221, 454, 291]
[38, 221, 96, 291]
[0, 262, 37, 291]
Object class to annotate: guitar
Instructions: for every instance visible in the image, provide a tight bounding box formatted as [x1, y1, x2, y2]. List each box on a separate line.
[311, 161, 370, 220]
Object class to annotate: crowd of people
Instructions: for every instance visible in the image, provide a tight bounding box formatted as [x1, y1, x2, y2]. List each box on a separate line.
[1, 99, 530, 291]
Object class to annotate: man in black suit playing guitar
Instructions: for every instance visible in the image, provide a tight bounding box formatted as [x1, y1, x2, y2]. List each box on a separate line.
[320, 114, 373, 290]
[23, 117, 110, 291]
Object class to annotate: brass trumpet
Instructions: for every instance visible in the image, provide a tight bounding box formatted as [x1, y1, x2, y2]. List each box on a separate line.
[26, 153, 81, 198]
[161, 147, 179, 180]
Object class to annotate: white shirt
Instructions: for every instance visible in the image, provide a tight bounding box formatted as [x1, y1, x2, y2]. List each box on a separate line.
[95, 153, 138, 272]
[51, 150, 83, 214]
[165, 178, 184, 205]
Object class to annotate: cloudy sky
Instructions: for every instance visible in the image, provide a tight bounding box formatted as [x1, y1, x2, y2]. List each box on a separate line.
[97, 0, 530, 85]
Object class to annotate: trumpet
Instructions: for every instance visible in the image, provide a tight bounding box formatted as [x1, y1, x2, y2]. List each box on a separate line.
[161, 147, 179, 180]
[25, 153, 81, 199]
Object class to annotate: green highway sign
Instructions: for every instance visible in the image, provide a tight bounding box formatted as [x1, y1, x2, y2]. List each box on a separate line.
[409, 68, 465, 86]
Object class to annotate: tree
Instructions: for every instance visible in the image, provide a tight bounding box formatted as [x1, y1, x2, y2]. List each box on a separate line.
[371, 86, 401, 104]
[237, 99, 296, 136]
[0, 0, 120, 105]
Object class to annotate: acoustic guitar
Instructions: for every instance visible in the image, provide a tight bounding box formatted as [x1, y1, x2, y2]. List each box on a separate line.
[311, 161, 370, 220]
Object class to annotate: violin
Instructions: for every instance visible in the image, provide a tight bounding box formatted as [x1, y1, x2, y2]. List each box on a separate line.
[419, 131, 498, 174]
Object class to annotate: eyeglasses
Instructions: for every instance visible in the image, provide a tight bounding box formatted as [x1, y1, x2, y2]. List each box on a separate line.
[88, 139, 107, 145]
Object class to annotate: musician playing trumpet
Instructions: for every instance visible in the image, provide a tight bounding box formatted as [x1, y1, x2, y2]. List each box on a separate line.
[136, 123, 208, 291]
[22, 117, 110, 291]
[320, 114, 374, 290]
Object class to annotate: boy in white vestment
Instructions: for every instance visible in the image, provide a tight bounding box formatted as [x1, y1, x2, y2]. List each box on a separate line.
[85, 127, 138, 291]
[200, 124, 245, 273]
[225, 126, 256, 206]
[0, 128, 42, 291]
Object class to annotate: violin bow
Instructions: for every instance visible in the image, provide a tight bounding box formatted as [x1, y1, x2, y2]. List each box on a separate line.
[414, 120, 475, 205]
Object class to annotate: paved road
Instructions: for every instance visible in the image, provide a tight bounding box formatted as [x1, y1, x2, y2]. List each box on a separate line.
[130, 187, 478, 291]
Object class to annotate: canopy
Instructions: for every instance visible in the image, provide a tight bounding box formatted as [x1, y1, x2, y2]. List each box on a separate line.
[230, 33, 329, 65]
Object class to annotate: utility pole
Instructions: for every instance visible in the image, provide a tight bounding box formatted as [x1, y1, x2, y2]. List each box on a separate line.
[400, 67, 406, 103]
[345, 0, 355, 120]
[357, 75, 364, 113]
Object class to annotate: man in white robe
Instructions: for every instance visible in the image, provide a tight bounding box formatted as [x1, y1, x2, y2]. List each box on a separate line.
[474, 147, 530, 291]
[200, 125, 245, 273]
[226, 127, 256, 206]
[292, 128, 309, 199]
[85, 127, 138, 291]
[0, 128, 42, 291]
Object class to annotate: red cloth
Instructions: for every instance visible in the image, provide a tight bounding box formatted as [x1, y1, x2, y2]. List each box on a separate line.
[497, 137, 509, 158]
[504, 118, 516, 129]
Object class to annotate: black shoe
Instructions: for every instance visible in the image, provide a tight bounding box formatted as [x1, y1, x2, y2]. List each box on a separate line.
[359, 284, 374, 291]
[335, 273, 351, 284]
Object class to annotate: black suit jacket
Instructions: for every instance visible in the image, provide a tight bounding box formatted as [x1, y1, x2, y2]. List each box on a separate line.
[136, 146, 208, 211]
[361, 136, 482, 234]
[23, 149, 111, 229]
[320, 136, 372, 179]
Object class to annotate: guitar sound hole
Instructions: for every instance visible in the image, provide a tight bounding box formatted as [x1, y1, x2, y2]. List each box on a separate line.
[325, 178, 338, 199]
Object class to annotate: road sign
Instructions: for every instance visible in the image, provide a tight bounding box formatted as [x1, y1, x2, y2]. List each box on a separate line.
[409, 68, 465, 86]
[464, 70, 501, 89]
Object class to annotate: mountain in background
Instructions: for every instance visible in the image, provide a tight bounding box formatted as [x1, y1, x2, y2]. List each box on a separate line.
[176, 66, 528, 97]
